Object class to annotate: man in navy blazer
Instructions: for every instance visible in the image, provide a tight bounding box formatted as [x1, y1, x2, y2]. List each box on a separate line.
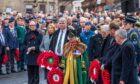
[4, 19, 19, 73]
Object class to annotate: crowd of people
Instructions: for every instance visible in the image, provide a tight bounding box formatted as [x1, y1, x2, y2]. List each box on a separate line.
[0, 10, 140, 84]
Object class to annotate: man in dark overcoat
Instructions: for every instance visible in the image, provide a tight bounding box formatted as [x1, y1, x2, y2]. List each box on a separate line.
[112, 29, 139, 84]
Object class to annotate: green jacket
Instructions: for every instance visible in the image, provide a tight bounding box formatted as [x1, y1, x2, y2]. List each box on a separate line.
[16, 25, 26, 44]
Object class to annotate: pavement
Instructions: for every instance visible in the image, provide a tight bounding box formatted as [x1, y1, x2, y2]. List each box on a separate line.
[0, 64, 47, 84]
[0, 64, 140, 84]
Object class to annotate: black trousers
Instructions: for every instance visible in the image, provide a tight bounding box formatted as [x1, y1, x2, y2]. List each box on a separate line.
[6, 49, 16, 71]
[27, 65, 39, 84]
[0, 47, 5, 72]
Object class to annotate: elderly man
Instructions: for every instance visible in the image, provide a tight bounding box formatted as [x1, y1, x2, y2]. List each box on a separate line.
[112, 29, 139, 84]
[76, 17, 87, 37]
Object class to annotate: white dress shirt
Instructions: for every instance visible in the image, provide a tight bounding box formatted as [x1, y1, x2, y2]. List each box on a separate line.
[55, 28, 67, 56]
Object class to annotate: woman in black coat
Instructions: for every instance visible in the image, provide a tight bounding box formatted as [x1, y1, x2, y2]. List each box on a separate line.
[24, 20, 42, 84]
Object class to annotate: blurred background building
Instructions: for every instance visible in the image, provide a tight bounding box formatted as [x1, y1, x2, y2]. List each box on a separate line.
[0, 0, 139, 14]
[0, 0, 59, 14]
[0, 0, 85, 14]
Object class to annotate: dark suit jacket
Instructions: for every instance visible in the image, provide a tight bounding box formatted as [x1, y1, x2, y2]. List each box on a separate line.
[24, 30, 42, 65]
[4, 28, 19, 49]
[111, 40, 139, 84]
[76, 26, 82, 37]
[100, 35, 114, 59]
[0, 30, 7, 64]
[89, 33, 103, 60]
[0, 29, 8, 54]
[49, 29, 72, 52]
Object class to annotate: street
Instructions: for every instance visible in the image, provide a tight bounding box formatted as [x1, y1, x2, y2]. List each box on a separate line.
[0, 65, 139, 84]
[0, 65, 47, 84]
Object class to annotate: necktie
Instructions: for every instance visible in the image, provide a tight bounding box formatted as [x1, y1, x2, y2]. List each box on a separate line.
[0, 33, 5, 46]
[57, 30, 63, 54]
[11, 29, 15, 37]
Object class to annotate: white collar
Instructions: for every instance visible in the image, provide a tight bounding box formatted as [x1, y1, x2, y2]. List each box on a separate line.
[121, 39, 127, 45]
[60, 28, 67, 32]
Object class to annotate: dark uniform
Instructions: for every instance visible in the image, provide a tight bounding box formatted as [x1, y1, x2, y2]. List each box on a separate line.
[127, 28, 140, 64]
[24, 30, 42, 84]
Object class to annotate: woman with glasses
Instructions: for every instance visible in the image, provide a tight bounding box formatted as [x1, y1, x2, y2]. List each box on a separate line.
[24, 20, 42, 84]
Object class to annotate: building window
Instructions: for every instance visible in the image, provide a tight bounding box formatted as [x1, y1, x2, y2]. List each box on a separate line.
[39, 4, 46, 13]
[6, 7, 12, 13]
[49, 2, 55, 13]
[26, 5, 33, 14]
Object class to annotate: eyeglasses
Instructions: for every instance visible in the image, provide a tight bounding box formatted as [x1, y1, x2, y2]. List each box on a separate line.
[80, 22, 85, 23]
[59, 23, 65, 24]
[30, 25, 36, 26]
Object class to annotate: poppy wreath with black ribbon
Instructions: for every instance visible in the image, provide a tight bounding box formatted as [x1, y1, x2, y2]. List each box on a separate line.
[101, 69, 111, 84]
[89, 59, 101, 82]
[38, 51, 60, 69]
[47, 68, 64, 84]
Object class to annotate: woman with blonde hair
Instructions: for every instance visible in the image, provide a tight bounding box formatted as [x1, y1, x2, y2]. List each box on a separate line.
[40, 23, 55, 52]
[39, 23, 56, 84]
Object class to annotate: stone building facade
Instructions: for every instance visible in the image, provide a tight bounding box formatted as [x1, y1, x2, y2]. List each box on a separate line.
[0, 0, 59, 14]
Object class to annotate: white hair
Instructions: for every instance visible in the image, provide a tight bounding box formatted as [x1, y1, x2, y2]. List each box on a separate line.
[59, 17, 67, 23]
[100, 25, 109, 32]
[99, 17, 104, 22]
[66, 16, 72, 20]
[115, 29, 127, 39]
[106, 17, 112, 22]
[29, 20, 36, 25]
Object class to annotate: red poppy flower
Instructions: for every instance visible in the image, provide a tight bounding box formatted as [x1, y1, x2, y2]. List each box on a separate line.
[31, 34, 36, 40]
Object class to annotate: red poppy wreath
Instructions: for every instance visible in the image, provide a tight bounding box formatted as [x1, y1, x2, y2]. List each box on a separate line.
[37, 51, 60, 69]
[101, 69, 111, 84]
[47, 68, 64, 84]
[89, 59, 101, 82]
[37, 52, 45, 68]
